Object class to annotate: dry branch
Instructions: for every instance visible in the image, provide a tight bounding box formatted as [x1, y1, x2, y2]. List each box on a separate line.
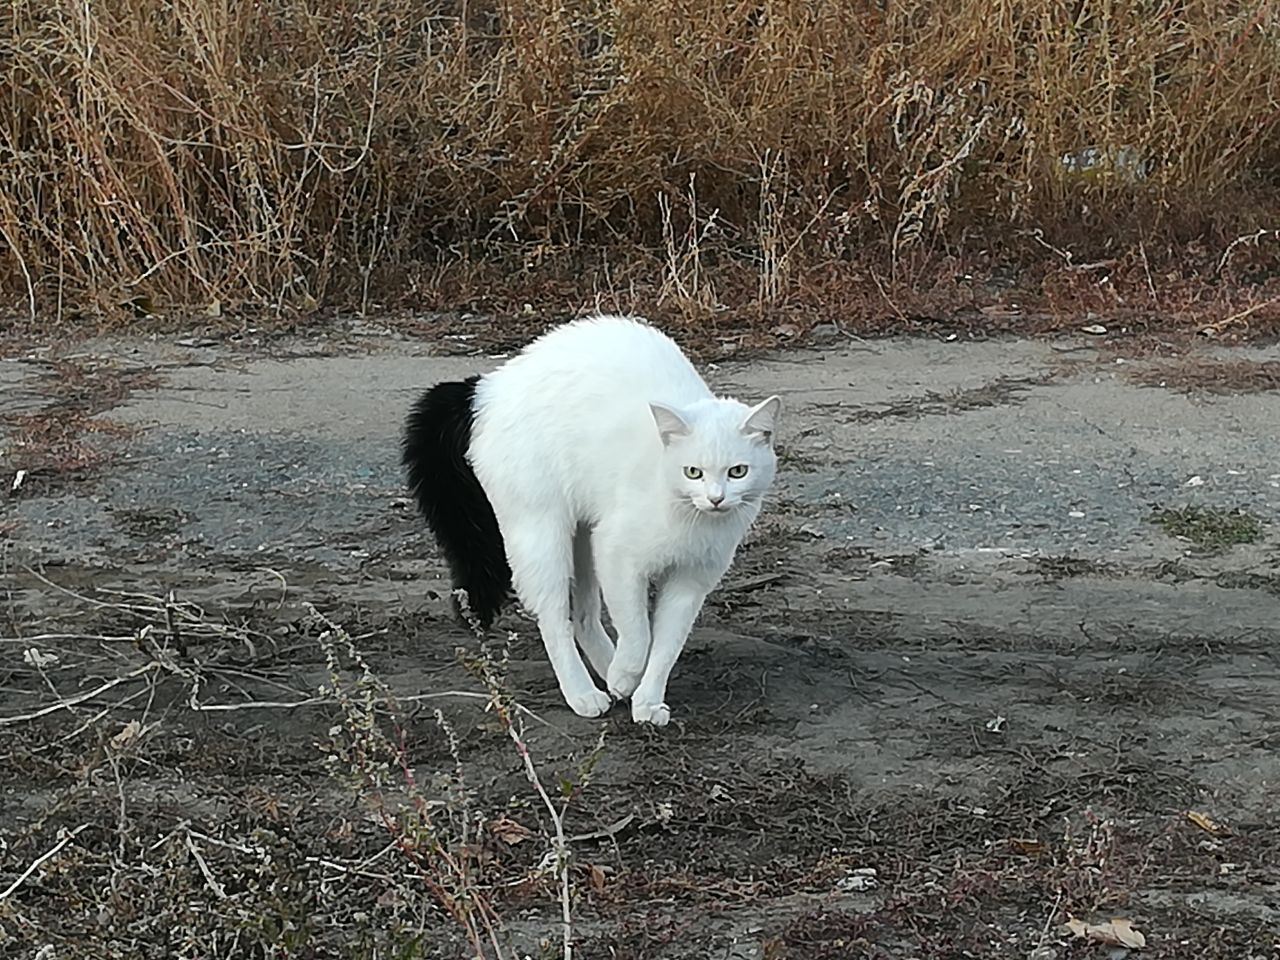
[0, 663, 158, 726]
[0, 824, 89, 901]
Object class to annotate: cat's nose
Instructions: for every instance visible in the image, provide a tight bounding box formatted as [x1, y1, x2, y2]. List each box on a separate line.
[708, 492, 725, 506]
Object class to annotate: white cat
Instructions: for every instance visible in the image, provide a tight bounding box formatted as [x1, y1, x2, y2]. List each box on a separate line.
[403, 315, 780, 725]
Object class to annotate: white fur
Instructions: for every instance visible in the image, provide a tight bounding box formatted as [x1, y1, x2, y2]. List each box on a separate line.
[468, 315, 780, 724]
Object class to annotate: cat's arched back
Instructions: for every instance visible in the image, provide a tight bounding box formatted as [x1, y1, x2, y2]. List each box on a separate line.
[403, 315, 781, 724]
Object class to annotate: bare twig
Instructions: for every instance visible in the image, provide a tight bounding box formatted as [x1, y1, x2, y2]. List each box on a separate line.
[0, 220, 37, 323]
[0, 632, 141, 644]
[1215, 227, 1279, 277]
[1138, 239, 1157, 303]
[1035, 890, 1065, 948]
[185, 834, 228, 899]
[185, 686, 558, 729]
[0, 824, 89, 901]
[1200, 296, 1280, 336]
[0, 663, 158, 726]
[566, 813, 636, 844]
[508, 717, 575, 960]
[1023, 228, 1115, 272]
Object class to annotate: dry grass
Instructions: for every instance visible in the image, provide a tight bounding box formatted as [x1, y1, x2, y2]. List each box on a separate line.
[1129, 355, 1280, 393]
[0, 575, 603, 959]
[1, 409, 131, 476]
[0, 360, 158, 492]
[2, 1, 1280, 330]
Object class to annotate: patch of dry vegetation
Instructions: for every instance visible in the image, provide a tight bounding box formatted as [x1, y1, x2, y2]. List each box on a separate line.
[1130, 355, 1280, 393]
[0, 360, 158, 493]
[2, 1, 1280, 331]
[0, 578, 603, 959]
[3, 572, 1276, 959]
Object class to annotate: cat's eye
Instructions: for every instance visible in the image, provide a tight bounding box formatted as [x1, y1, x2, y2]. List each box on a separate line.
[728, 464, 750, 479]
[683, 466, 703, 480]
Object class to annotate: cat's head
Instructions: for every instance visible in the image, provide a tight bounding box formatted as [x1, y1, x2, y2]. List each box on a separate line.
[650, 395, 781, 516]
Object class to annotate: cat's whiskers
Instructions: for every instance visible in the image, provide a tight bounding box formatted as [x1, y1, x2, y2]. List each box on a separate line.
[664, 495, 736, 532]
[661, 495, 700, 532]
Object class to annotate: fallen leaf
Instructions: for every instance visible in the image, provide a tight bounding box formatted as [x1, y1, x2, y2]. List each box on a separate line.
[835, 866, 878, 892]
[109, 720, 142, 751]
[586, 862, 607, 893]
[1186, 810, 1227, 835]
[461, 841, 496, 864]
[22, 647, 59, 668]
[488, 816, 532, 846]
[1064, 917, 1146, 948]
[121, 294, 155, 317]
[1009, 837, 1045, 855]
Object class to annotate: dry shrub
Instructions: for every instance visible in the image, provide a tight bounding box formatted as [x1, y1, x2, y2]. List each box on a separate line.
[2, 0, 1279, 323]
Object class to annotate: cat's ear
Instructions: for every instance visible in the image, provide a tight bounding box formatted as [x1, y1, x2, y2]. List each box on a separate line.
[650, 402, 691, 445]
[741, 395, 781, 444]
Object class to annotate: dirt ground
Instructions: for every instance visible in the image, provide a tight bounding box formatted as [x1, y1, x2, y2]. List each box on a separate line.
[2, 319, 1279, 959]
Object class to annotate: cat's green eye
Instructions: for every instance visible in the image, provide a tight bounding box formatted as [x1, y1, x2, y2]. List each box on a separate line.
[683, 466, 703, 480]
[728, 464, 750, 479]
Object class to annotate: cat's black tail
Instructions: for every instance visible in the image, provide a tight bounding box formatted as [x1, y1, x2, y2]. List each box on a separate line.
[402, 376, 511, 628]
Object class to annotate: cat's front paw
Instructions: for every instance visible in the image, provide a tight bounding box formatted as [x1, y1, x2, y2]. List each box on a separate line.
[562, 685, 614, 719]
[631, 700, 671, 726]
[606, 664, 643, 700]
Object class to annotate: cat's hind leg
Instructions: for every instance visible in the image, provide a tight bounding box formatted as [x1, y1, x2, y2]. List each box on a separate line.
[505, 516, 612, 718]
[570, 526, 615, 679]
